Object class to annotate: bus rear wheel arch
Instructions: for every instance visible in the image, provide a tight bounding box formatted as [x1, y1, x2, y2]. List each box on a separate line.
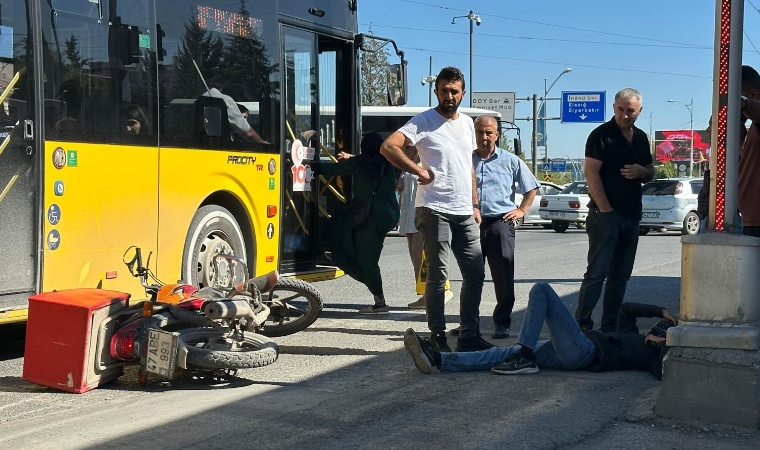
[182, 205, 249, 289]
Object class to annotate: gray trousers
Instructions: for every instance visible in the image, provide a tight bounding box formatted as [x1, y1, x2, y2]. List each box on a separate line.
[415, 207, 485, 337]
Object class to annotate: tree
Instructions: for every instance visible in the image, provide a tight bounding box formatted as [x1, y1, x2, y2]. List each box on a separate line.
[359, 31, 390, 106]
[172, 16, 224, 99]
[655, 162, 678, 179]
[219, 0, 275, 102]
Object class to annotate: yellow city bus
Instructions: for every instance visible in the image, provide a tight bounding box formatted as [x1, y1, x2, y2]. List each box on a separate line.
[0, 0, 407, 323]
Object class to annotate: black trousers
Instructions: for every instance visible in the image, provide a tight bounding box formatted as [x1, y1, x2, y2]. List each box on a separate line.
[480, 216, 516, 328]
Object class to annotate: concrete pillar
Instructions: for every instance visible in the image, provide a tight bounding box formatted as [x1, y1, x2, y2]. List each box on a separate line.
[656, 234, 760, 428]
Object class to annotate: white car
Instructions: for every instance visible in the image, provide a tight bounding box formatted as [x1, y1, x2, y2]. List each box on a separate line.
[538, 181, 590, 233]
[514, 181, 564, 229]
[640, 178, 703, 235]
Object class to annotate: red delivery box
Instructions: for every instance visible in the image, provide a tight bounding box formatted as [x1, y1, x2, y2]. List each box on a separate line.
[23, 289, 130, 393]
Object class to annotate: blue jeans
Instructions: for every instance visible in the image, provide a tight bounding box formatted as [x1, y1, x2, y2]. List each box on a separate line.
[440, 283, 597, 372]
[576, 209, 640, 332]
[415, 207, 485, 337]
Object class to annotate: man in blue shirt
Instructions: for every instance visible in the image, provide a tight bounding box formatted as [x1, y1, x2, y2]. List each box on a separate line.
[469, 115, 539, 338]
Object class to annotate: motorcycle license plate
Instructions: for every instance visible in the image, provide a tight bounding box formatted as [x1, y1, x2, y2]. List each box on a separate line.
[145, 329, 178, 378]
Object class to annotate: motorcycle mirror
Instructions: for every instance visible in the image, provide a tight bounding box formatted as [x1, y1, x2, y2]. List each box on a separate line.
[123, 246, 139, 276]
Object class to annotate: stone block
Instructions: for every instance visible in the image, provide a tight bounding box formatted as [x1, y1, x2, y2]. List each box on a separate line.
[656, 348, 760, 428]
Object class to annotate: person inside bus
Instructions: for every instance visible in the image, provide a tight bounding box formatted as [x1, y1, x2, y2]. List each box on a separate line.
[120, 104, 151, 136]
[200, 72, 269, 145]
[321, 131, 400, 314]
[238, 103, 250, 121]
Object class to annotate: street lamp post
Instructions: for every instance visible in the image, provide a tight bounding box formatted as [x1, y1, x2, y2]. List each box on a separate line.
[639, 112, 654, 157]
[451, 10, 481, 107]
[667, 98, 694, 177]
[539, 68, 572, 162]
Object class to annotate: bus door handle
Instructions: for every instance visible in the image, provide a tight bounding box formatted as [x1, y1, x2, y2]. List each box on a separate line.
[24, 119, 33, 140]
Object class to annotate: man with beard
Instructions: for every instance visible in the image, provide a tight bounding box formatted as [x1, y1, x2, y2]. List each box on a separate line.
[576, 88, 655, 333]
[380, 66, 492, 353]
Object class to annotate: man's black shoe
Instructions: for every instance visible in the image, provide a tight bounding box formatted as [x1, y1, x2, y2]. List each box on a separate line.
[455, 334, 495, 352]
[403, 328, 440, 374]
[449, 325, 461, 337]
[491, 325, 510, 339]
[491, 353, 539, 375]
[430, 332, 452, 353]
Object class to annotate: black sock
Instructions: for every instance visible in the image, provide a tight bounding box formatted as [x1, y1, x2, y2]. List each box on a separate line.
[518, 345, 535, 361]
[431, 349, 442, 368]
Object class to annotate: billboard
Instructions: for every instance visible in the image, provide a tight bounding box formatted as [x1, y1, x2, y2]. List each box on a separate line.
[654, 130, 710, 163]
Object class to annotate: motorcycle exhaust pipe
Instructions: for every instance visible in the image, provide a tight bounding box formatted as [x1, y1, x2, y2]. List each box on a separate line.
[202, 298, 253, 319]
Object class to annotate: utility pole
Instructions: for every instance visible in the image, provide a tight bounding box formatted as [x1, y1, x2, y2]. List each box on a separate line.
[451, 10, 480, 107]
[421, 57, 436, 107]
[531, 94, 538, 176]
[428, 56, 432, 107]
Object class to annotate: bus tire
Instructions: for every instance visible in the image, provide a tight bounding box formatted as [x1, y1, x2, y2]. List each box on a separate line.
[182, 205, 247, 289]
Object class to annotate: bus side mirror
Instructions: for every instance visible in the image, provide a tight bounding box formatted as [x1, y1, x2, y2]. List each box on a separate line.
[513, 138, 522, 156]
[387, 63, 408, 106]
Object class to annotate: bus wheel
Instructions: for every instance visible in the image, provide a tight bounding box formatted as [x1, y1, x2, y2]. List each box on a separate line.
[182, 205, 247, 289]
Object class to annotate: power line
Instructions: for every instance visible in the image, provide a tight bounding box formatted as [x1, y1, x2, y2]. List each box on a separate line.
[361, 23, 711, 50]
[399, 0, 707, 49]
[744, 31, 760, 58]
[404, 46, 712, 79]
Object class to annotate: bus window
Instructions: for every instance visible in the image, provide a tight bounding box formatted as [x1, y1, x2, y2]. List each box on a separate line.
[42, 0, 157, 146]
[156, 1, 278, 152]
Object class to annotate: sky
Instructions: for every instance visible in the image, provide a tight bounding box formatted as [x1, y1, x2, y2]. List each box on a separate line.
[357, 0, 760, 159]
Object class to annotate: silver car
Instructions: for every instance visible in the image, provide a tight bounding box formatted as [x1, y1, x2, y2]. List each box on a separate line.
[514, 181, 564, 229]
[640, 178, 703, 235]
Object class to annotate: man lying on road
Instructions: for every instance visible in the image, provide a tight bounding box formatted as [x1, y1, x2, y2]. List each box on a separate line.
[403, 282, 677, 378]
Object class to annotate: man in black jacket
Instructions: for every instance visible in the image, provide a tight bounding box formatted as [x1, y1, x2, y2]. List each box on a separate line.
[404, 282, 677, 379]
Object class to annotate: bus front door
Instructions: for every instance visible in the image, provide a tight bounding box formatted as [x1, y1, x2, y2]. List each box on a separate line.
[0, 0, 38, 312]
[281, 27, 319, 274]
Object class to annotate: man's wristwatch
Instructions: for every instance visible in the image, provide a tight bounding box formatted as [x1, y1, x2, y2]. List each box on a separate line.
[741, 95, 749, 111]
[473, 203, 481, 209]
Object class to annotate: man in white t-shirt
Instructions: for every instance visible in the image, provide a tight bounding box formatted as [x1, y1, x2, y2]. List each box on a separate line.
[380, 66, 492, 354]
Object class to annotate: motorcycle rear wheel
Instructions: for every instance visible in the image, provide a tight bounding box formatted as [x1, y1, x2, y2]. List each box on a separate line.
[179, 329, 278, 370]
[258, 277, 324, 337]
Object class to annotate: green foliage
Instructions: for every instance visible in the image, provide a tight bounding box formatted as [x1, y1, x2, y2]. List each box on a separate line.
[536, 171, 573, 185]
[359, 32, 390, 106]
[655, 162, 678, 179]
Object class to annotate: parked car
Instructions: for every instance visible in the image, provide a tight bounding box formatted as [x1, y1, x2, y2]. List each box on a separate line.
[640, 178, 702, 236]
[539, 181, 590, 233]
[514, 181, 564, 229]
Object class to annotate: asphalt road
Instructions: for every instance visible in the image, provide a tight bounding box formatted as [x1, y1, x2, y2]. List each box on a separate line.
[0, 226, 758, 449]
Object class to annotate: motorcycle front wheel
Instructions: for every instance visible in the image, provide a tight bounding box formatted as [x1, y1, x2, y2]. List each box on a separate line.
[178, 329, 278, 370]
[258, 277, 324, 337]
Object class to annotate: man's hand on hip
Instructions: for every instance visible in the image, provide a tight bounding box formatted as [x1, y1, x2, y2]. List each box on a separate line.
[503, 208, 526, 223]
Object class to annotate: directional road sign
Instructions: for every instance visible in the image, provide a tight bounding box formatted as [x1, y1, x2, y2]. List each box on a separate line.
[561, 91, 606, 123]
[540, 161, 567, 172]
[550, 160, 567, 171]
[471, 92, 516, 122]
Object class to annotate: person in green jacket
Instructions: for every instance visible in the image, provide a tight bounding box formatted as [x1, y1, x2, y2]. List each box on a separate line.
[321, 132, 400, 314]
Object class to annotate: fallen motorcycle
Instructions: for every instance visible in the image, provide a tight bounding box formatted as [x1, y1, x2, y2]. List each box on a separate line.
[102, 247, 285, 384]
